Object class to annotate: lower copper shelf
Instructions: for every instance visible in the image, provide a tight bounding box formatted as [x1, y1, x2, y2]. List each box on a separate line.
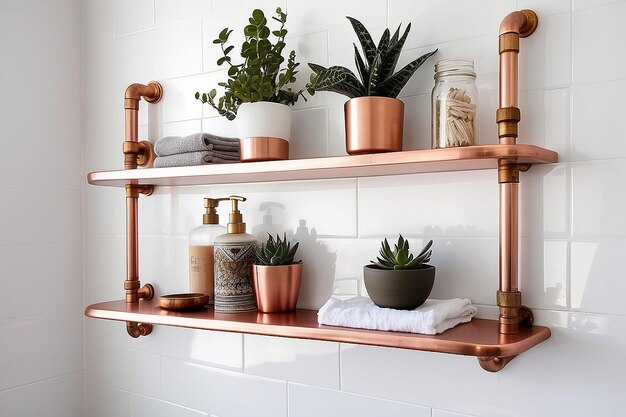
[85, 299, 550, 371]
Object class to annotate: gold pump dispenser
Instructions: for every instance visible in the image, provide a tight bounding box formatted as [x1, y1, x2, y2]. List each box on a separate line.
[213, 195, 258, 312]
[188, 198, 228, 299]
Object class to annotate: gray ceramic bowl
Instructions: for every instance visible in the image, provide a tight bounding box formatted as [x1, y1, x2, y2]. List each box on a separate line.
[363, 265, 436, 310]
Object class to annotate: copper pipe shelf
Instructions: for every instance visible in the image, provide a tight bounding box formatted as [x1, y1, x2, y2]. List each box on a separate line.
[87, 145, 557, 188]
[85, 299, 550, 372]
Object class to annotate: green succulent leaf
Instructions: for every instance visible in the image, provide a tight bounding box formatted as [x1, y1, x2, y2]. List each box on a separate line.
[371, 236, 434, 270]
[354, 44, 369, 85]
[378, 23, 411, 82]
[256, 233, 301, 266]
[366, 51, 382, 95]
[378, 49, 437, 98]
[346, 16, 377, 65]
[377, 28, 390, 56]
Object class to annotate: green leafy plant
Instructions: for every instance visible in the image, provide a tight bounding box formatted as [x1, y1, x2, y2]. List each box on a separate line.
[371, 235, 433, 270]
[256, 233, 301, 266]
[308, 17, 437, 98]
[195, 8, 312, 120]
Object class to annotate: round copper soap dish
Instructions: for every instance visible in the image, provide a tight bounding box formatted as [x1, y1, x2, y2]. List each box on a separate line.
[158, 293, 210, 311]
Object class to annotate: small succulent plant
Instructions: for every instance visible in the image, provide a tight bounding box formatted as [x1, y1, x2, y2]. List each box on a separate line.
[308, 17, 437, 98]
[195, 8, 313, 120]
[256, 233, 301, 266]
[371, 235, 433, 270]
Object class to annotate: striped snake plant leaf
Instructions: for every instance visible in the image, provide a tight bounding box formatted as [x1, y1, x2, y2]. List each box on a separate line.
[377, 28, 391, 56]
[308, 63, 366, 98]
[378, 49, 438, 98]
[378, 23, 411, 84]
[354, 44, 369, 85]
[366, 52, 382, 95]
[346, 16, 377, 65]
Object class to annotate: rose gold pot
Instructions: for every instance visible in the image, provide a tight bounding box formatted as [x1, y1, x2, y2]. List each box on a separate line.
[344, 97, 404, 155]
[252, 263, 303, 313]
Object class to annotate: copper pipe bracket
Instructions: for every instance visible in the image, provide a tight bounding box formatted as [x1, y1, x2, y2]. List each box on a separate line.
[123, 140, 155, 169]
[127, 321, 153, 338]
[125, 184, 154, 198]
[478, 355, 516, 372]
[519, 10, 539, 38]
[496, 107, 521, 140]
[497, 290, 534, 334]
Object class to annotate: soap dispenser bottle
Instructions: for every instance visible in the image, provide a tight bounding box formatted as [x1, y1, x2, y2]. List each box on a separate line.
[214, 195, 258, 312]
[189, 198, 227, 299]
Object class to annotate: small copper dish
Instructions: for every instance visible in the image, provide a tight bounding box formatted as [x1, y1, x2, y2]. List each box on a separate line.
[158, 293, 210, 311]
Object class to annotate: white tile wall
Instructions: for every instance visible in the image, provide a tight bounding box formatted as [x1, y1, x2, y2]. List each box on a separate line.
[78, 1, 626, 417]
[0, 0, 83, 414]
[245, 335, 340, 389]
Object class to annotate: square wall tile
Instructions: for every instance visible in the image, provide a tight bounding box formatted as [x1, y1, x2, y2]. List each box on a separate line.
[114, 0, 154, 37]
[162, 357, 287, 417]
[0, 189, 82, 245]
[573, 2, 626, 84]
[520, 239, 568, 310]
[290, 108, 329, 158]
[401, 94, 431, 151]
[0, 243, 83, 320]
[288, 0, 387, 37]
[519, 88, 570, 161]
[161, 74, 216, 123]
[86, 383, 131, 417]
[571, 239, 626, 315]
[0, 372, 84, 417]
[83, 186, 126, 236]
[155, 0, 211, 27]
[358, 170, 498, 238]
[519, 12, 571, 91]
[245, 335, 339, 389]
[130, 326, 243, 371]
[162, 119, 202, 137]
[288, 383, 431, 417]
[572, 79, 626, 161]
[202, 116, 238, 138]
[497, 311, 626, 417]
[132, 394, 208, 417]
[0, 310, 83, 391]
[520, 164, 569, 239]
[389, 0, 515, 48]
[340, 344, 497, 416]
[428, 238, 499, 306]
[572, 160, 626, 238]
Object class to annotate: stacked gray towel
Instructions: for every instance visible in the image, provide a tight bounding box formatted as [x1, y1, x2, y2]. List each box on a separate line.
[153, 133, 240, 168]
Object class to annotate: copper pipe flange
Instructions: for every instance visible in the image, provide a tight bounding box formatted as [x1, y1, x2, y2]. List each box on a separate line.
[137, 140, 155, 167]
[518, 305, 534, 327]
[145, 81, 163, 103]
[137, 283, 155, 300]
[519, 10, 539, 38]
[477, 355, 516, 372]
[127, 321, 153, 338]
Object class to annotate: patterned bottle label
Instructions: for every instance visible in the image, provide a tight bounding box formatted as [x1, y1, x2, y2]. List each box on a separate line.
[214, 240, 257, 312]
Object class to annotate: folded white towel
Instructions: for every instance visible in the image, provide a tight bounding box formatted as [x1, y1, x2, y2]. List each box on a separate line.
[317, 296, 477, 335]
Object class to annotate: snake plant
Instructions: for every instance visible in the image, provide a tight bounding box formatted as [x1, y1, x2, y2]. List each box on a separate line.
[256, 233, 301, 266]
[371, 235, 433, 270]
[308, 17, 437, 98]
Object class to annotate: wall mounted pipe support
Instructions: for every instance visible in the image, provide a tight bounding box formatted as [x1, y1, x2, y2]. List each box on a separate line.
[122, 81, 162, 338]
[496, 10, 538, 335]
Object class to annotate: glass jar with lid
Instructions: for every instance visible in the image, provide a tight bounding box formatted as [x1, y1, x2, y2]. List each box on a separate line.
[431, 59, 478, 149]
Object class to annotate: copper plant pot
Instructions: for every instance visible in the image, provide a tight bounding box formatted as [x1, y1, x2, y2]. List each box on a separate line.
[344, 97, 404, 155]
[252, 263, 303, 313]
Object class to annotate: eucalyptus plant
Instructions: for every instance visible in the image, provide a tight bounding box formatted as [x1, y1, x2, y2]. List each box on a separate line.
[195, 8, 313, 120]
[308, 17, 437, 98]
[371, 235, 433, 270]
[256, 233, 301, 266]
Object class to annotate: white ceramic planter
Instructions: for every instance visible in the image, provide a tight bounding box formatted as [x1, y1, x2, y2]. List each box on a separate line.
[237, 102, 292, 162]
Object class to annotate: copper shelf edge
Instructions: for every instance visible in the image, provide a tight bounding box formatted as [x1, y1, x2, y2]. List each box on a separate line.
[85, 299, 551, 371]
[87, 145, 558, 188]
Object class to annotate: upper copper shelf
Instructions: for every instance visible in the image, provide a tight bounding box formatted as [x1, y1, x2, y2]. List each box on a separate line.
[87, 145, 558, 188]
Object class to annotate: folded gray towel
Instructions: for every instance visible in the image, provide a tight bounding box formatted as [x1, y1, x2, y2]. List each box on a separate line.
[153, 150, 240, 168]
[154, 133, 240, 156]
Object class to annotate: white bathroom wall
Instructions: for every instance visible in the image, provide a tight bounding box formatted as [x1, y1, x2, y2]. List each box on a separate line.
[0, 0, 84, 416]
[82, 1, 626, 417]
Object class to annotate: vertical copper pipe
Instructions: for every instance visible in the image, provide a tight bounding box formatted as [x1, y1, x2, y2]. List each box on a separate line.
[125, 193, 139, 303]
[496, 11, 537, 334]
[499, 183, 519, 293]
